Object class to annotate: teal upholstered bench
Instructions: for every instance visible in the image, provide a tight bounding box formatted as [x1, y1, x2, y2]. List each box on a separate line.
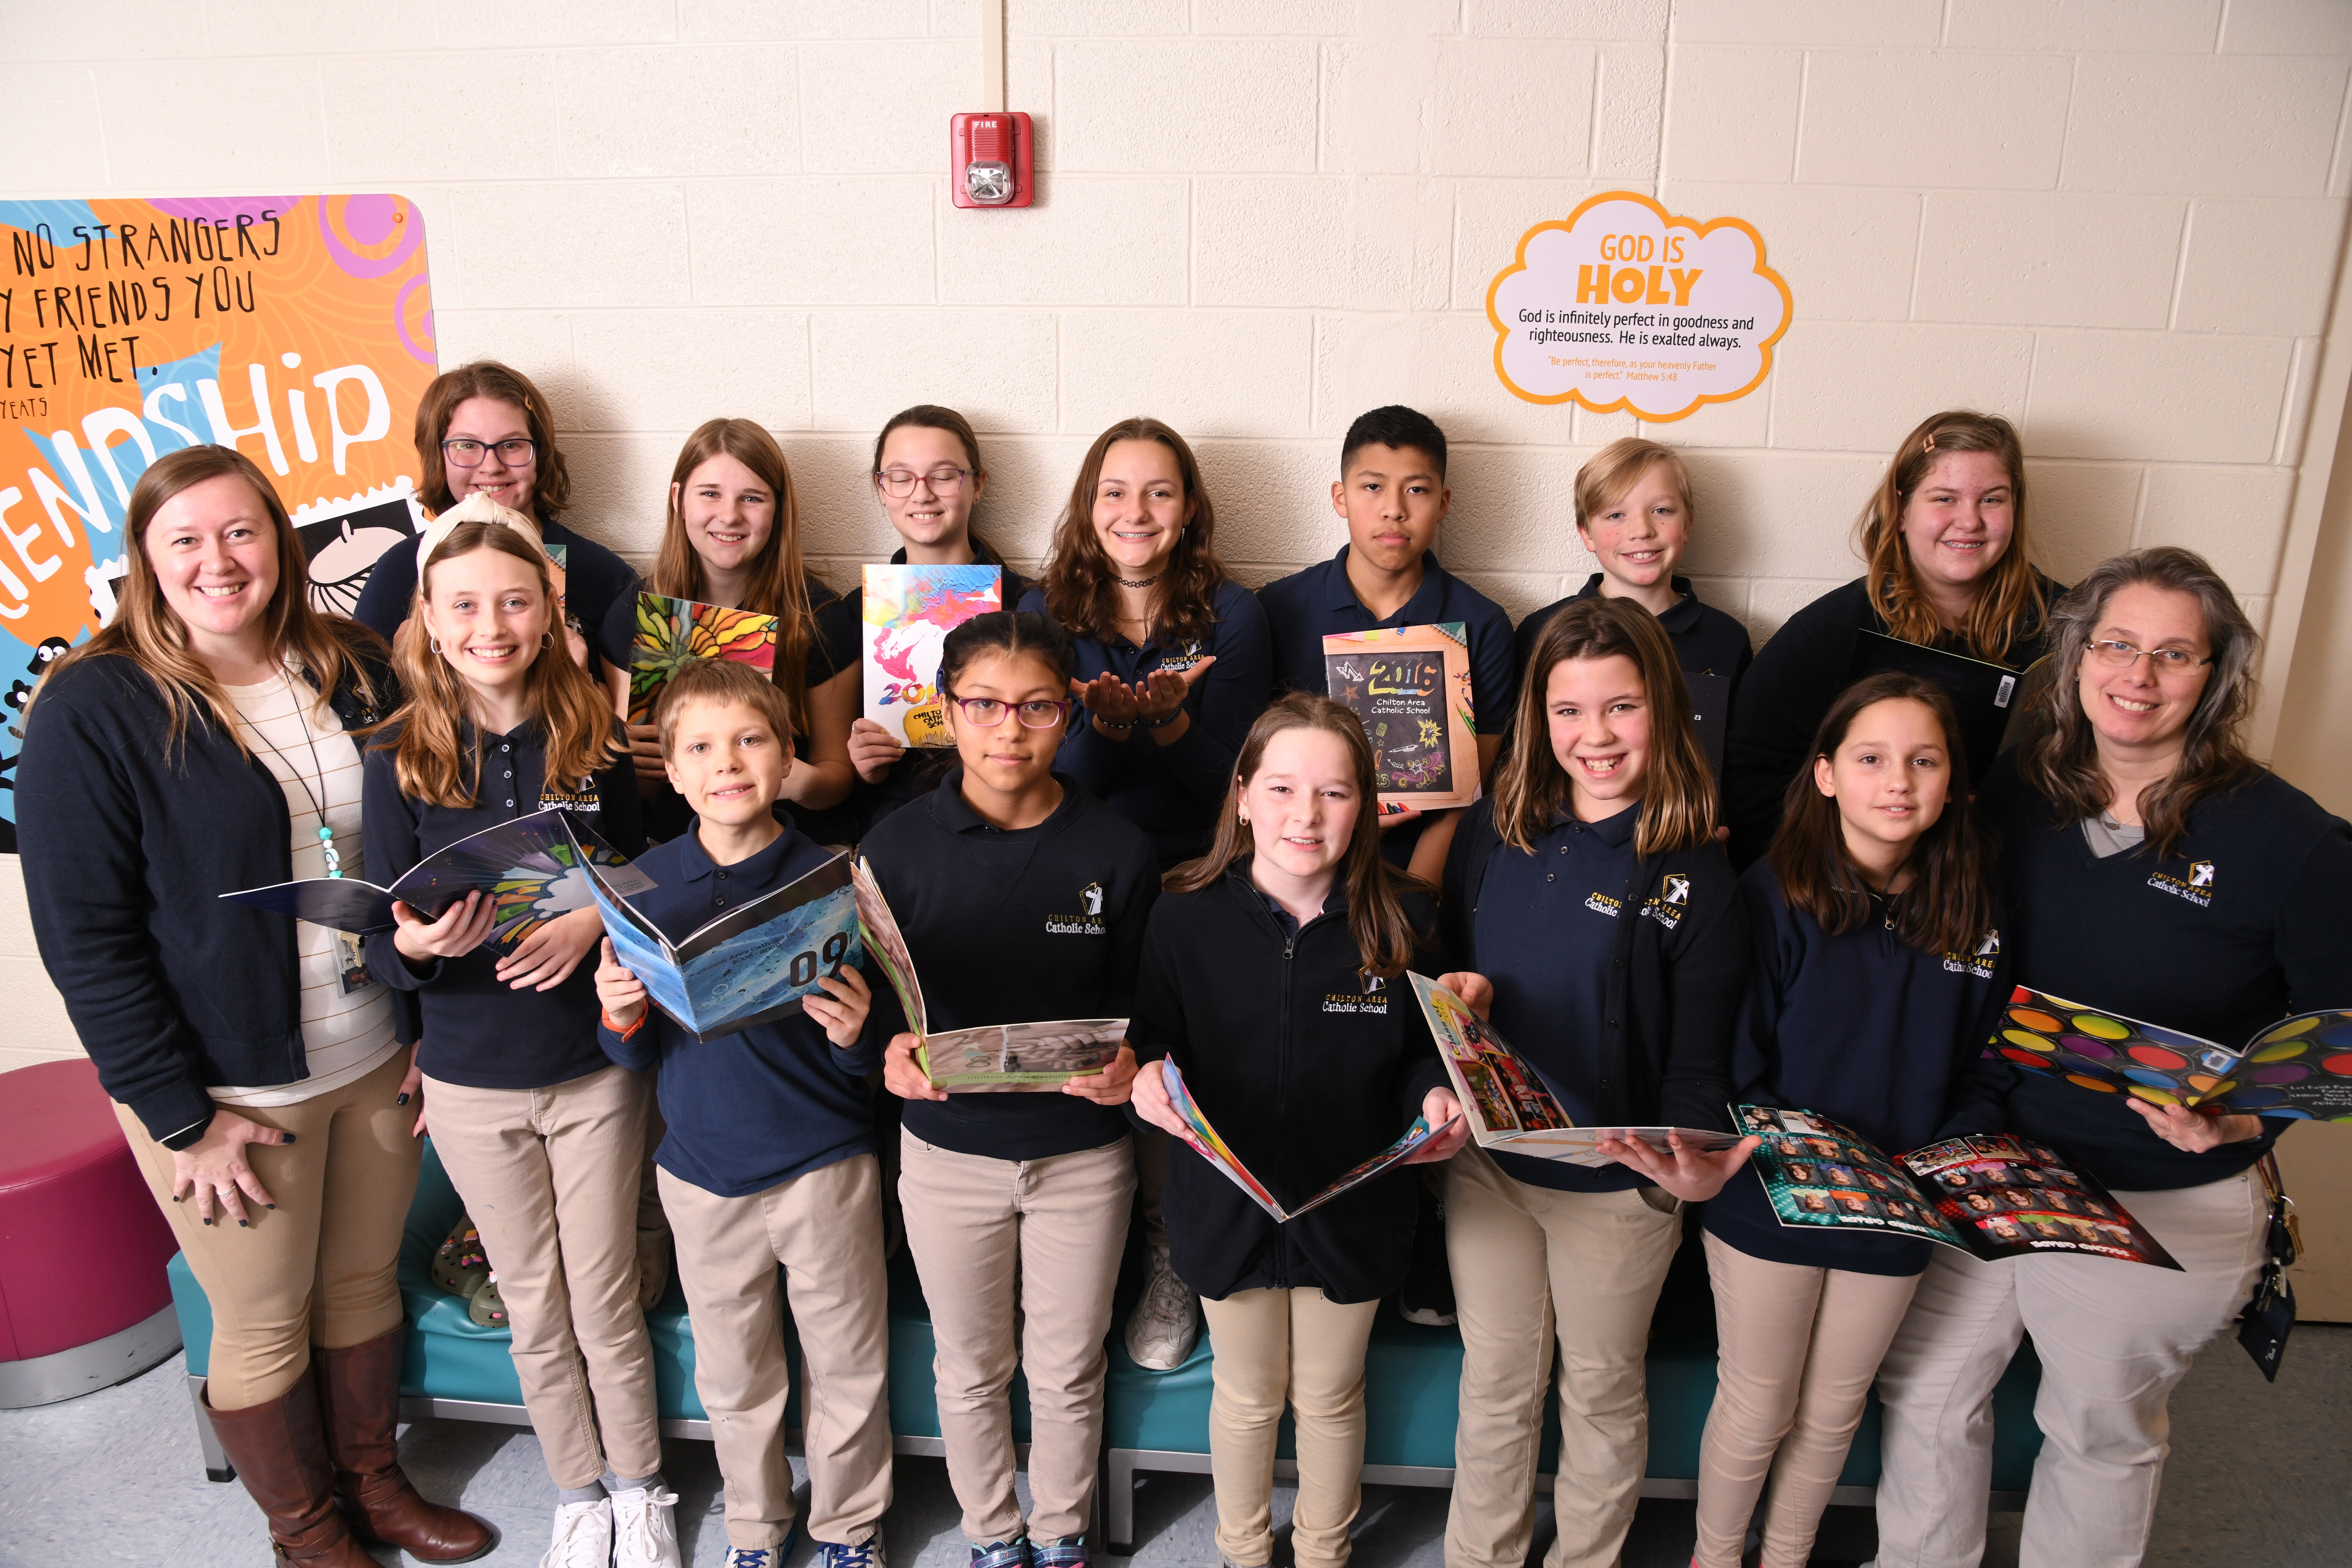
[169, 1145, 2043, 1547]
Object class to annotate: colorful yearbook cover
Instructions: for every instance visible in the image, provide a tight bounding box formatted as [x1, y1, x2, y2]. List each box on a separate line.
[1988, 986, 2352, 1121]
[221, 807, 653, 958]
[1323, 623, 1482, 812]
[1411, 974, 1747, 1165]
[861, 564, 1003, 747]
[850, 858, 1125, 1091]
[1734, 1104, 2181, 1269]
[627, 592, 781, 726]
[1160, 1059, 1453, 1223]
[577, 824, 861, 1040]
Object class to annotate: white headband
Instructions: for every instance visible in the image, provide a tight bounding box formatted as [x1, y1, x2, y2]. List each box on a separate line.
[416, 490, 547, 572]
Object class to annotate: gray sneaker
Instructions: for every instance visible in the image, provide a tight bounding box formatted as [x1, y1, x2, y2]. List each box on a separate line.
[1124, 1244, 1200, 1370]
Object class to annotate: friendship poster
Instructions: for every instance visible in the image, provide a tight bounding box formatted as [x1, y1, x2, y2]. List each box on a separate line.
[0, 193, 436, 850]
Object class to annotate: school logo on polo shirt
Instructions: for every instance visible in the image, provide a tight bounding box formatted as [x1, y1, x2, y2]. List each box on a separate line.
[1584, 890, 1623, 918]
[2148, 858, 2215, 909]
[538, 775, 602, 812]
[1323, 969, 1391, 1016]
[1639, 871, 1689, 929]
[1944, 928, 2001, 979]
[1046, 880, 1110, 935]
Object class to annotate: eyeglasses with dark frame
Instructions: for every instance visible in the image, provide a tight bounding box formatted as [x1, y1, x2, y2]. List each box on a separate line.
[876, 466, 972, 498]
[946, 695, 1070, 729]
[442, 437, 537, 468]
[2087, 639, 2211, 673]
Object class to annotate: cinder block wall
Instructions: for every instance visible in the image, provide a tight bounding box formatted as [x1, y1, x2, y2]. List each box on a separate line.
[5, 0, 2349, 1065]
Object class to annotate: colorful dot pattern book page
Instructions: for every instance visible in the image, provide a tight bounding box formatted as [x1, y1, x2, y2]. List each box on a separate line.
[1990, 986, 2352, 1121]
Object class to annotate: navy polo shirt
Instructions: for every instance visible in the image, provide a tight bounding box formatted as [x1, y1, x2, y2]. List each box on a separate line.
[361, 717, 646, 1091]
[597, 822, 878, 1198]
[1475, 800, 1647, 1193]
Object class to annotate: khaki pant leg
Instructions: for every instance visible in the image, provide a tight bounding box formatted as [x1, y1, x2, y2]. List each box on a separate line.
[899, 1130, 1026, 1545]
[1283, 1289, 1381, 1568]
[769, 1154, 895, 1547]
[1198, 1287, 1292, 1568]
[308, 1050, 426, 1350]
[538, 1065, 660, 1480]
[1442, 1145, 1558, 1568]
[658, 1167, 800, 1552]
[1694, 1233, 1831, 1568]
[1010, 1137, 1135, 1542]
[1535, 1182, 1682, 1568]
[1756, 1261, 1919, 1568]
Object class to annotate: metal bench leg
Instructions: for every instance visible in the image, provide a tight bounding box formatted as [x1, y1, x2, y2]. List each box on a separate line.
[186, 1374, 234, 1483]
[1103, 1449, 1135, 1556]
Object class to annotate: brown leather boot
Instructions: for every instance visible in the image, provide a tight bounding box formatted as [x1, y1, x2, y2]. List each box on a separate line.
[200, 1372, 378, 1566]
[313, 1325, 497, 1563]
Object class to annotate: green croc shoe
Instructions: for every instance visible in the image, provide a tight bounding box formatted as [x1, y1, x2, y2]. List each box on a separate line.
[430, 1217, 490, 1299]
[468, 1271, 510, 1331]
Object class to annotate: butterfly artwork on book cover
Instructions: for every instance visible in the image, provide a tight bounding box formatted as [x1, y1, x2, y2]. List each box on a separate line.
[628, 593, 780, 725]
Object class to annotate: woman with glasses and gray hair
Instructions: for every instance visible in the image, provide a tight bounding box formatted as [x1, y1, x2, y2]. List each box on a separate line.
[1865, 547, 2352, 1568]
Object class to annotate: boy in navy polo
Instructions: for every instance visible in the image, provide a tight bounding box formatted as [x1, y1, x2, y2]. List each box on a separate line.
[1255, 405, 1516, 884]
[593, 658, 891, 1568]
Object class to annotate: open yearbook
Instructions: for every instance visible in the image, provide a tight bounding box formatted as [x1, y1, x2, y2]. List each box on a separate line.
[851, 859, 1127, 1091]
[574, 823, 862, 1040]
[861, 564, 1002, 748]
[221, 807, 653, 958]
[1410, 974, 1749, 1164]
[1735, 1105, 2181, 1268]
[1161, 1059, 1454, 1223]
[626, 592, 780, 726]
[1990, 986, 2352, 1120]
[1323, 623, 1482, 812]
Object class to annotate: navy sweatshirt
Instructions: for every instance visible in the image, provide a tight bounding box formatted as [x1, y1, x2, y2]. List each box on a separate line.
[1020, 578, 1273, 869]
[1256, 547, 1517, 866]
[1979, 753, 2352, 1193]
[1703, 860, 2015, 1276]
[362, 716, 645, 1090]
[1513, 573, 1752, 708]
[598, 574, 862, 849]
[1723, 575, 2059, 869]
[356, 514, 639, 668]
[598, 822, 879, 1197]
[860, 770, 1159, 1160]
[1128, 870, 1453, 1303]
[18, 637, 401, 1143]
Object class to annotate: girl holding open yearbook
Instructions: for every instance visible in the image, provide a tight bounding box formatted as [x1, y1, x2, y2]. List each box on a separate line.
[598, 418, 859, 845]
[361, 507, 675, 1568]
[1434, 596, 1753, 1568]
[1691, 671, 2012, 1568]
[1128, 694, 1468, 1568]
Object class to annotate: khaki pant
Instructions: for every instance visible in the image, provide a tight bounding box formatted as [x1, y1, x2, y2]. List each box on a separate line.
[1694, 1232, 1922, 1568]
[1198, 1286, 1381, 1568]
[1865, 1169, 2267, 1568]
[899, 1129, 1135, 1544]
[659, 1155, 893, 1551]
[1443, 1143, 1683, 1568]
[117, 1047, 419, 1408]
[424, 1063, 661, 1489]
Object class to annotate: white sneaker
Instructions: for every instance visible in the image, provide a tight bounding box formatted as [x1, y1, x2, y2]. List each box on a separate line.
[612, 1483, 685, 1568]
[541, 1497, 614, 1568]
[1124, 1244, 1200, 1370]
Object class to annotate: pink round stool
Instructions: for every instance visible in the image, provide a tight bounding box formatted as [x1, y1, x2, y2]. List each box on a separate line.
[0, 1058, 181, 1406]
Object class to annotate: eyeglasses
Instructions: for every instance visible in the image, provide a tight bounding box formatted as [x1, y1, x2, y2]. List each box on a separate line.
[876, 466, 972, 497]
[946, 695, 1070, 729]
[2087, 639, 2210, 673]
[442, 437, 537, 468]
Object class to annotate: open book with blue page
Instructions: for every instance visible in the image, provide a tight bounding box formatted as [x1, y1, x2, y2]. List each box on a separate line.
[1160, 1058, 1454, 1224]
[570, 821, 863, 1041]
[219, 806, 654, 957]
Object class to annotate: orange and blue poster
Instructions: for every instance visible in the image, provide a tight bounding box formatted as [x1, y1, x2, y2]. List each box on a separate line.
[0, 193, 436, 849]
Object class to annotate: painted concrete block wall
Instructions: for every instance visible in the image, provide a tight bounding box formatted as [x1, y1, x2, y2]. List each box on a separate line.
[3, 0, 2349, 1064]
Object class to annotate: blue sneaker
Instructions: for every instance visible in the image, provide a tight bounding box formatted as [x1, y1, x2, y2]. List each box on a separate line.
[970, 1538, 1031, 1568]
[728, 1525, 798, 1568]
[1032, 1536, 1089, 1568]
[818, 1533, 887, 1568]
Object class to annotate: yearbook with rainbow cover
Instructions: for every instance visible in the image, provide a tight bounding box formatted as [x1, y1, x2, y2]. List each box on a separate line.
[1322, 623, 1481, 812]
[861, 564, 1003, 748]
[851, 858, 1126, 1091]
[575, 823, 863, 1040]
[1160, 1058, 1454, 1223]
[627, 592, 781, 725]
[220, 807, 653, 957]
[1736, 1105, 2181, 1269]
[1988, 986, 2352, 1121]
[1411, 974, 1747, 1165]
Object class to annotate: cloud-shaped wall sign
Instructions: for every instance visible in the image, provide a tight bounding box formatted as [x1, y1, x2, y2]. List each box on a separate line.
[1487, 190, 1792, 422]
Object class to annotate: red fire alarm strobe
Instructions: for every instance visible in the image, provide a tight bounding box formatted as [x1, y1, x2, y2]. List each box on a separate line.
[951, 111, 1033, 209]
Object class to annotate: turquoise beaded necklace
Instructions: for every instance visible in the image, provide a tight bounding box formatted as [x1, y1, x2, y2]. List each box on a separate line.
[245, 669, 344, 878]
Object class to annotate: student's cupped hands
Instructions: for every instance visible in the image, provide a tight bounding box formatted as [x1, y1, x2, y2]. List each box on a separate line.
[1403, 1087, 1472, 1164]
[593, 937, 648, 1030]
[882, 1031, 948, 1101]
[496, 906, 604, 991]
[1062, 1043, 1140, 1105]
[1072, 671, 1141, 729]
[2126, 1098, 2263, 1153]
[1596, 1128, 1762, 1203]
[391, 890, 498, 962]
[1133, 659, 1215, 723]
[802, 964, 873, 1050]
